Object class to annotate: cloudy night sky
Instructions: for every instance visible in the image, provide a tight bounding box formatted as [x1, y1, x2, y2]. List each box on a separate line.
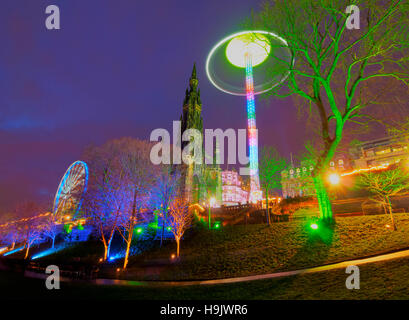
[0, 0, 336, 213]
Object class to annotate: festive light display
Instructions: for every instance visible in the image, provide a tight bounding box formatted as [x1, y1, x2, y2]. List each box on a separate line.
[225, 33, 271, 68]
[225, 33, 271, 202]
[206, 30, 292, 96]
[340, 164, 389, 177]
[0, 212, 51, 229]
[244, 52, 261, 202]
[207, 31, 292, 203]
[53, 161, 89, 222]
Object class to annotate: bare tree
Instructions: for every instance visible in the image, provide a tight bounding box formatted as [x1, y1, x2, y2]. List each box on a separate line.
[42, 213, 58, 249]
[82, 141, 128, 261]
[167, 196, 193, 258]
[116, 138, 157, 269]
[12, 201, 44, 258]
[250, 0, 409, 222]
[0, 221, 20, 250]
[358, 165, 409, 230]
[150, 165, 181, 247]
[22, 220, 42, 259]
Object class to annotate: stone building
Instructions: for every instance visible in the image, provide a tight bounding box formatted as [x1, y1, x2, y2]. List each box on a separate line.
[180, 64, 222, 205]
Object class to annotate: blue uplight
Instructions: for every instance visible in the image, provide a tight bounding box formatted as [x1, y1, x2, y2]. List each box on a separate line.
[3, 246, 24, 256]
[108, 253, 123, 262]
[31, 245, 67, 260]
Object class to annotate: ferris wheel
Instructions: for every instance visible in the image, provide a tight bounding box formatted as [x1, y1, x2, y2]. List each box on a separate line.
[53, 161, 89, 221]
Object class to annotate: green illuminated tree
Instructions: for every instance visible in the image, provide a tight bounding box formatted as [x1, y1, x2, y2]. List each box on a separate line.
[358, 166, 409, 230]
[250, 0, 409, 222]
[259, 146, 287, 224]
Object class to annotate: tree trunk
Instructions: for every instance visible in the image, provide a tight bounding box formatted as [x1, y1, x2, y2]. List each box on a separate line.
[265, 187, 270, 225]
[24, 243, 30, 259]
[103, 242, 108, 261]
[11, 241, 15, 250]
[52, 237, 55, 249]
[123, 190, 138, 269]
[107, 229, 115, 259]
[313, 174, 333, 222]
[208, 207, 211, 229]
[123, 238, 131, 269]
[123, 224, 134, 269]
[160, 216, 165, 247]
[386, 196, 397, 231]
[176, 237, 180, 258]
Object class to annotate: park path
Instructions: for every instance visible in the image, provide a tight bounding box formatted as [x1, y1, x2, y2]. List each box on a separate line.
[91, 247, 409, 287]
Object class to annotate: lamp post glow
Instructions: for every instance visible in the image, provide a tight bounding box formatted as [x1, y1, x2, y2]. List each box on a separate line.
[328, 173, 340, 185]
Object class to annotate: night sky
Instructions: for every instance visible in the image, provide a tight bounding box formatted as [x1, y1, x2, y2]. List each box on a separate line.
[0, 0, 308, 213]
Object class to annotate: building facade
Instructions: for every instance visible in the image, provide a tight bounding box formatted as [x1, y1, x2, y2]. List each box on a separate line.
[221, 169, 248, 206]
[349, 136, 409, 169]
[280, 155, 350, 199]
[280, 135, 409, 199]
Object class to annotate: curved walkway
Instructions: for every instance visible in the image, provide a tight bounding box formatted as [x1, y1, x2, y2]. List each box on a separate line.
[91, 247, 409, 287]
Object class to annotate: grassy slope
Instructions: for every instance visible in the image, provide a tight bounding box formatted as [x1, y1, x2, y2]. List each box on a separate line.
[121, 212, 409, 280]
[2, 255, 409, 299]
[13, 212, 409, 281]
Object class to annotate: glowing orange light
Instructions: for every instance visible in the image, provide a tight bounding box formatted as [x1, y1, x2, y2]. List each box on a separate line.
[341, 164, 389, 177]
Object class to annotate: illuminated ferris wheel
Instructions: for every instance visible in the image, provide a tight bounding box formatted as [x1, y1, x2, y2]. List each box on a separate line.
[53, 161, 89, 222]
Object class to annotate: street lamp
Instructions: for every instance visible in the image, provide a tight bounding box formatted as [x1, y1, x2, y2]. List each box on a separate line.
[328, 173, 340, 185]
[209, 197, 216, 229]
